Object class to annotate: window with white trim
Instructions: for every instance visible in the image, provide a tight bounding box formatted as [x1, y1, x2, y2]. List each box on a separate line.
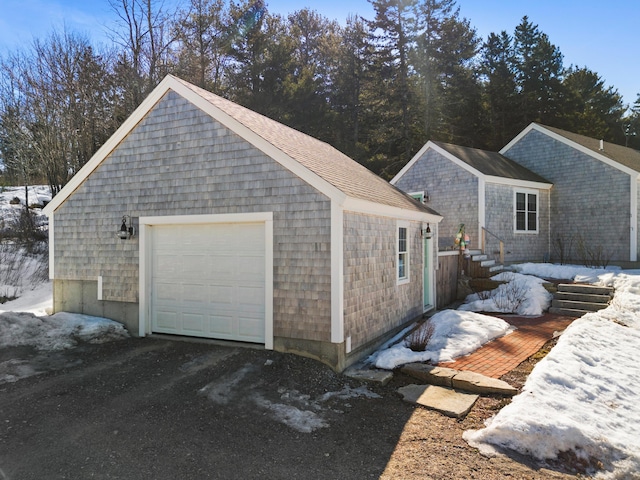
[514, 189, 538, 233]
[397, 222, 409, 283]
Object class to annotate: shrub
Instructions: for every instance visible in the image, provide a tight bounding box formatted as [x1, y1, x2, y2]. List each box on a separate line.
[405, 319, 435, 352]
[493, 274, 527, 313]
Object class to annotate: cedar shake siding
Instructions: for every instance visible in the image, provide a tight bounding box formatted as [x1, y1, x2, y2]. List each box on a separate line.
[392, 148, 479, 249]
[53, 91, 333, 342]
[504, 129, 631, 262]
[484, 183, 550, 262]
[343, 213, 423, 351]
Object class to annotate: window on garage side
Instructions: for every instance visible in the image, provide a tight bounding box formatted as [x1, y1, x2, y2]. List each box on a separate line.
[398, 222, 409, 284]
[515, 189, 538, 233]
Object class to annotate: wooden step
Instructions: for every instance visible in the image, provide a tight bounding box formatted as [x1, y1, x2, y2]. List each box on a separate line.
[556, 284, 614, 296]
[554, 291, 611, 304]
[551, 299, 609, 312]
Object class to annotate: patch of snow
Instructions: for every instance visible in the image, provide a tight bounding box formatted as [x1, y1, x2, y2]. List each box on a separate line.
[371, 310, 512, 370]
[0, 281, 52, 316]
[0, 311, 129, 351]
[459, 272, 552, 315]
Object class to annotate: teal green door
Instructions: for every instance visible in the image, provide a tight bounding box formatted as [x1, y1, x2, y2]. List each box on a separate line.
[423, 237, 433, 311]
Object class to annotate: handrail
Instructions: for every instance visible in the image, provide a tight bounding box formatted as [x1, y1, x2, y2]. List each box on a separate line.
[481, 227, 504, 265]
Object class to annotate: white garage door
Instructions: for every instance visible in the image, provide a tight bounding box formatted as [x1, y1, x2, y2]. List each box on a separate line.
[150, 222, 266, 343]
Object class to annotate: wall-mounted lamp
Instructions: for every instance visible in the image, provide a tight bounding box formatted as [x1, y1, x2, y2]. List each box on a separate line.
[421, 223, 432, 239]
[117, 215, 135, 240]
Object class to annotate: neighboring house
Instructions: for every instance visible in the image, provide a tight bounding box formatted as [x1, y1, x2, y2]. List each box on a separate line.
[502, 124, 640, 263]
[391, 140, 552, 263]
[42, 75, 441, 372]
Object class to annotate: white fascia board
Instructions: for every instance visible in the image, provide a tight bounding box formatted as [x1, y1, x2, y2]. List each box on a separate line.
[390, 141, 436, 184]
[330, 200, 344, 344]
[341, 197, 442, 223]
[43, 76, 178, 216]
[484, 175, 553, 190]
[499, 123, 537, 155]
[502, 123, 639, 177]
[139, 212, 273, 226]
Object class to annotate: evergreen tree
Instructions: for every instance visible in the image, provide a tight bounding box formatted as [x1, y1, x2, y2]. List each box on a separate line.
[513, 16, 564, 126]
[480, 31, 519, 149]
[559, 66, 626, 142]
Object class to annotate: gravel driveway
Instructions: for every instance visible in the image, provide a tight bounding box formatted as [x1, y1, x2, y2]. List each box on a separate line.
[0, 337, 580, 479]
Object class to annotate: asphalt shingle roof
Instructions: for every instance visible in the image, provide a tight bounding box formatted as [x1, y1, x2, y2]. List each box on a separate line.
[538, 124, 640, 173]
[433, 141, 551, 184]
[176, 77, 438, 215]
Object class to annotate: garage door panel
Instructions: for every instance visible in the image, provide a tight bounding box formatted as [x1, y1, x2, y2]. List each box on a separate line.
[155, 282, 179, 302]
[182, 313, 206, 334]
[151, 222, 266, 344]
[238, 286, 264, 307]
[238, 317, 264, 341]
[209, 315, 234, 336]
[155, 310, 178, 330]
[181, 284, 208, 304]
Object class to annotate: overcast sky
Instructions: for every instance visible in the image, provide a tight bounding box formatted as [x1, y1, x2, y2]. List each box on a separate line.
[1, 0, 637, 107]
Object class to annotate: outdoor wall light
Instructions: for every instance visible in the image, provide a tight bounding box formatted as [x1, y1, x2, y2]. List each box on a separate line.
[117, 215, 135, 240]
[421, 223, 432, 239]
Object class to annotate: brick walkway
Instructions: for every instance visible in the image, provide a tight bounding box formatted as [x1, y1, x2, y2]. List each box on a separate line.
[439, 313, 577, 378]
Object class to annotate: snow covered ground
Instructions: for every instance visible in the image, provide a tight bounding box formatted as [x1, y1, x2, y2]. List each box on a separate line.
[464, 264, 640, 479]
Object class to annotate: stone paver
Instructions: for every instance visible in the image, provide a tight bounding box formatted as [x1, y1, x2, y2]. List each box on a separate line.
[398, 384, 479, 418]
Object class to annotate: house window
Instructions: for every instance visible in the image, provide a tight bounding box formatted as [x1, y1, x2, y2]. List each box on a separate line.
[515, 189, 538, 233]
[398, 222, 409, 284]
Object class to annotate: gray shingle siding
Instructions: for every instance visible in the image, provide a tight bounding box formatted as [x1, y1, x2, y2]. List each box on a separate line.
[54, 91, 333, 342]
[343, 213, 423, 350]
[505, 130, 631, 262]
[484, 183, 550, 262]
[394, 149, 479, 249]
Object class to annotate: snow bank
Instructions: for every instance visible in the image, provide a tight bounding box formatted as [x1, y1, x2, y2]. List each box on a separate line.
[0, 311, 129, 351]
[372, 310, 512, 370]
[464, 270, 640, 478]
[459, 272, 552, 315]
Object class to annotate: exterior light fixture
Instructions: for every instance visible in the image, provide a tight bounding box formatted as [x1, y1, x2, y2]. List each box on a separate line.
[117, 215, 134, 240]
[421, 223, 432, 239]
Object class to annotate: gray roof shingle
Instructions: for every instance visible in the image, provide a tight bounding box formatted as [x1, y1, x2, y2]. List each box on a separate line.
[433, 141, 551, 184]
[538, 124, 640, 173]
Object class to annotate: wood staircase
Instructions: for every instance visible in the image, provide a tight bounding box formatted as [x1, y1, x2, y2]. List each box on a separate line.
[466, 249, 504, 278]
[549, 284, 614, 317]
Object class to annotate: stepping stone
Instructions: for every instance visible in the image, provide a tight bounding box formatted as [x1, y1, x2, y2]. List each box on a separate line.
[401, 363, 457, 387]
[451, 370, 517, 396]
[398, 384, 478, 418]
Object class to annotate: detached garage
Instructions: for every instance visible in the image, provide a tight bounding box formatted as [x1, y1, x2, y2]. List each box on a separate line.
[43, 75, 441, 371]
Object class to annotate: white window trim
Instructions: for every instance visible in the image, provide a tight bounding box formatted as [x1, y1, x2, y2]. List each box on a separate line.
[514, 188, 539, 234]
[397, 220, 410, 285]
[408, 191, 425, 203]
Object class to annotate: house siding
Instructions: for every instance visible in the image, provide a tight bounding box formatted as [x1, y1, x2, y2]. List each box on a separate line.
[394, 149, 479, 249]
[484, 183, 550, 262]
[53, 91, 333, 342]
[343, 213, 423, 351]
[505, 130, 631, 262]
